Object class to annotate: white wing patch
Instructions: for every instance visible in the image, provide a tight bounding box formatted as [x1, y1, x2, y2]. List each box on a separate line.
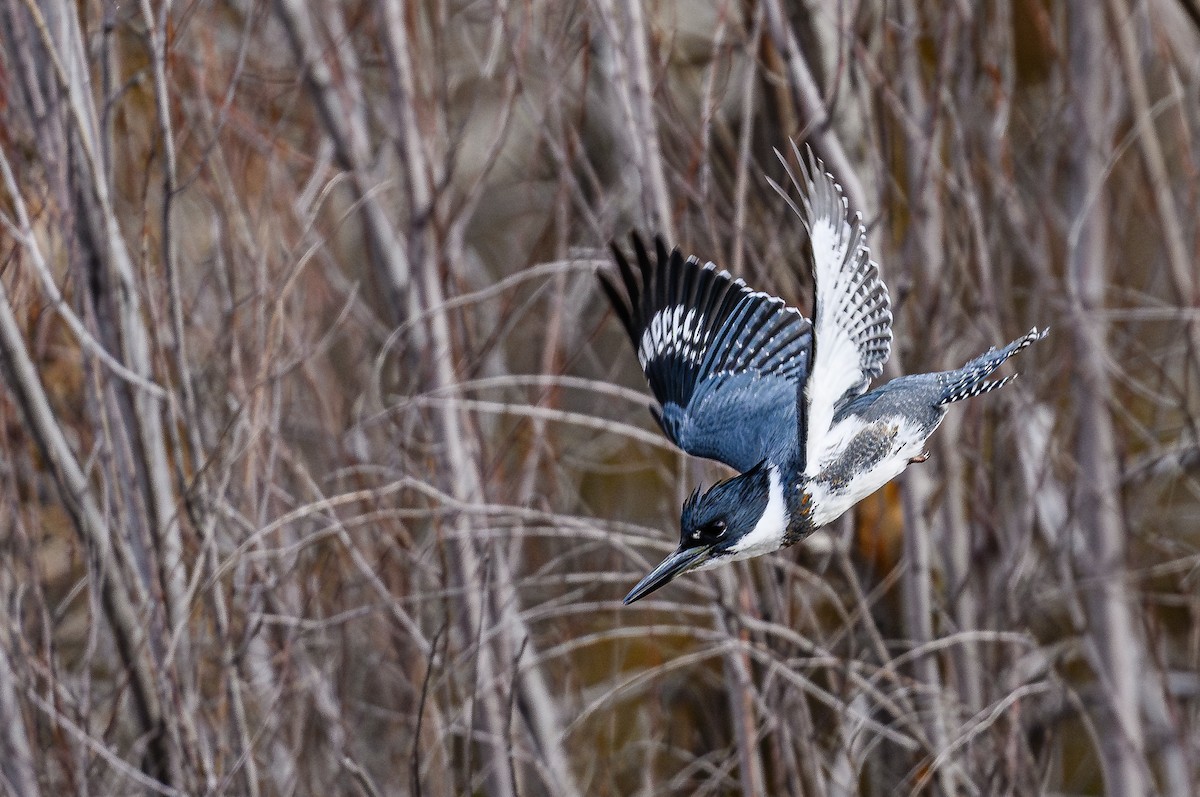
[805, 212, 869, 472]
[770, 144, 893, 478]
[639, 305, 708, 369]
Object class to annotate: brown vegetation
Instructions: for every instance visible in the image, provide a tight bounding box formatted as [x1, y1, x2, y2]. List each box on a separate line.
[0, 1, 1198, 794]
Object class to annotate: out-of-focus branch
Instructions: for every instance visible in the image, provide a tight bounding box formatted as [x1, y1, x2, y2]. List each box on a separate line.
[378, 5, 582, 796]
[1123, 441, 1200, 484]
[761, 0, 867, 214]
[621, 0, 675, 238]
[871, 4, 965, 791]
[1174, 0, 1200, 30]
[730, 1, 764, 275]
[714, 585, 768, 797]
[23, 688, 182, 796]
[0, 248, 168, 788]
[1106, 0, 1200, 379]
[5, 0, 190, 786]
[274, 0, 413, 322]
[593, 0, 676, 238]
[0, 599, 38, 797]
[897, 480, 961, 790]
[1066, 7, 1150, 795]
[25, 0, 191, 724]
[136, 10, 201, 758]
[0, 152, 164, 400]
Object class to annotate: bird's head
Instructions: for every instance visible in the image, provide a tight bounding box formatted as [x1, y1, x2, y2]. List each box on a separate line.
[623, 461, 789, 604]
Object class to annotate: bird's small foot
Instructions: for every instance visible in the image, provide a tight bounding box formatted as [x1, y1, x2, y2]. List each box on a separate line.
[909, 451, 930, 464]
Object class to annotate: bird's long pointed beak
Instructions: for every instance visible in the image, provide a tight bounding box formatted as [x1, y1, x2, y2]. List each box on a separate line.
[623, 545, 712, 605]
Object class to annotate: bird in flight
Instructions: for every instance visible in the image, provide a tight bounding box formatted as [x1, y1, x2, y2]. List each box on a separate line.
[600, 145, 1046, 604]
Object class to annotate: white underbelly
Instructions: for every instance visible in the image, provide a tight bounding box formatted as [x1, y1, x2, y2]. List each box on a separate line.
[806, 415, 931, 528]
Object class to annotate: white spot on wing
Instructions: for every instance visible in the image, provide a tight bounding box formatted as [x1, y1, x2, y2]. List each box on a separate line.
[639, 306, 709, 369]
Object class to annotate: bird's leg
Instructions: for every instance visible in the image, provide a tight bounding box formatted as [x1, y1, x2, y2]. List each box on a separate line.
[909, 451, 930, 464]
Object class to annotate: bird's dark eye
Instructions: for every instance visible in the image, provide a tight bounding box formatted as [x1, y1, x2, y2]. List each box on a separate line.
[689, 519, 727, 541]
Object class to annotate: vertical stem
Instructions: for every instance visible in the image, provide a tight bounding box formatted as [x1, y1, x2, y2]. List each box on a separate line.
[761, 0, 868, 212]
[899, 481, 959, 794]
[594, 0, 676, 238]
[893, 3, 961, 791]
[378, 5, 582, 796]
[0, 250, 168, 788]
[1106, 0, 1200, 376]
[0, 584, 39, 797]
[715, 581, 767, 797]
[1066, 7, 1148, 795]
[936, 414, 984, 714]
[731, 1, 763, 276]
[138, 2, 200, 743]
[274, 0, 412, 318]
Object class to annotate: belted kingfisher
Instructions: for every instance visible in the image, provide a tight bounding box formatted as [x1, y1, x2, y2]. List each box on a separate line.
[600, 146, 1047, 604]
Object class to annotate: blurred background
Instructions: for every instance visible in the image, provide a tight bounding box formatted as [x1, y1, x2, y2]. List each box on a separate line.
[0, 1, 1198, 794]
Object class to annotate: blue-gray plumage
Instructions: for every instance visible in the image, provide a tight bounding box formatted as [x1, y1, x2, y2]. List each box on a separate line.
[602, 235, 811, 474]
[601, 145, 1047, 604]
[835, 328, 1047, 427]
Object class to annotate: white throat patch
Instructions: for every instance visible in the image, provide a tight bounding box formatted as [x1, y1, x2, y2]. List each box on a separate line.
[722, 465, 788, 562]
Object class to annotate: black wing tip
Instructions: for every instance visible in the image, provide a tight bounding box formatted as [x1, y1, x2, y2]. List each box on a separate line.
[597, 272, 636, 340]
[608, 231, 685, 281]
[607, 239, 629, 276]
[630, 231, 652, 270]
[604, 230, 695, 347]
[607, 230, 663, 262]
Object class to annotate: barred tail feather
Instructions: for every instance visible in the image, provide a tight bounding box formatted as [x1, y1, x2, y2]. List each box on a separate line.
[938, 327, 1048, 406]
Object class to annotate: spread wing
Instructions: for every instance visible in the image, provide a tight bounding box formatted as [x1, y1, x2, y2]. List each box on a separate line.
[600, 233, 813, 474]
[769, 144, 893, 475]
